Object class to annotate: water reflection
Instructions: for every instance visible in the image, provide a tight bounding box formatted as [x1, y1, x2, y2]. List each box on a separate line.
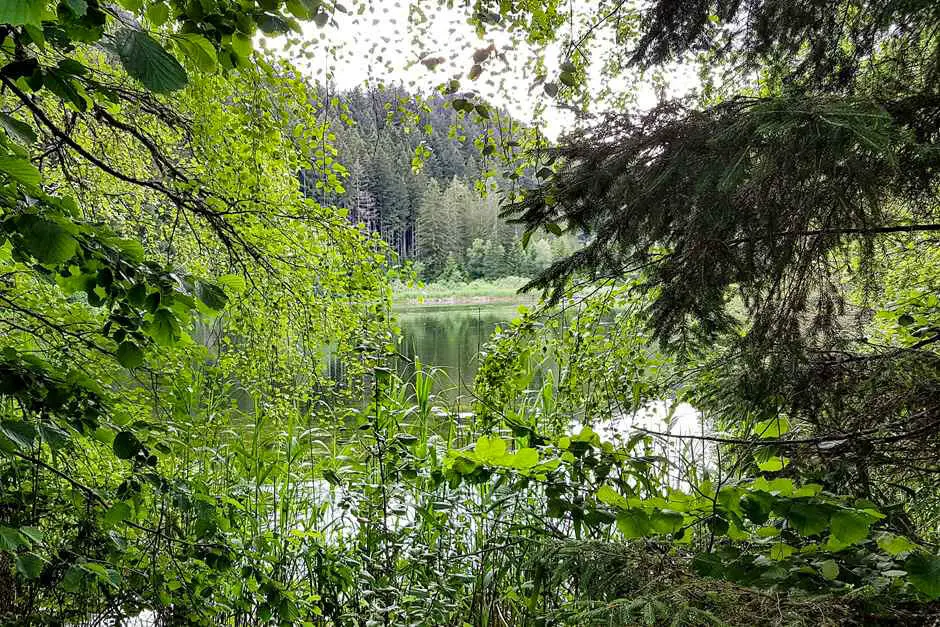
[394, 304, 524, 402]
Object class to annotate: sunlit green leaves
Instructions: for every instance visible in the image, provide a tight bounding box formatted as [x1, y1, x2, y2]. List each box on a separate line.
[877, 532, 917, 556]
[616, 509, 650, 537]
[0, 154, 41, 187]
[174, 33, 218, 73]
[114, 29, 188, 93]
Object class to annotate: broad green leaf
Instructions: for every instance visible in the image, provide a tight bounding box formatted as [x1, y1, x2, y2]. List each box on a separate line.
[756, 455, 789, 472]
[769, 542, 795, 560]
[0, 113, 37, 144]
[649, 510, 684, 534]
[818, 559, 839, 580]
[0, 155, 41, 186]
[509, 447, 538, 469]
[596, 485, 627, 508]
[877, 532, 917, 556]
[19, 527, 43, 544]
[791, 483, 823, 498]
[905, 553, 940, 599]
[17, 216, 78, 263]
[1, 420, 37, 451]
[64, 0, 88, 16]
[115, 29, 188, 93]
[786, 502, 829, 536]
[174, 33, 218, 72]
[116, 341, 144, 369]
[113, 431, 141, 459]
[616, 509, 650, 538]
[0, 526, 29, 550]
[829, 510, 870, 545]
[147, 308, 181, 345]
[740, 492, 773, 524]
[0, 0, 44, 27]
[474, 435, 506, 462]
[105, 502, 132, 525]
[755, 417, 790, 438]
[15, 552, 43, 579]
[756, 526, 780, 537]
[196, 281, 228, 311]
[218, 273, 246, 292]
[146, 1, 169, 25]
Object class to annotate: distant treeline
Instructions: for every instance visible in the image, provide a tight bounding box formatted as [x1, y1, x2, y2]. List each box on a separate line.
[301, 86, 577, 281]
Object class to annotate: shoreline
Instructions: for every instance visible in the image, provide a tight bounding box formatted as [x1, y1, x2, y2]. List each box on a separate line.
[393, 294, 538, 309]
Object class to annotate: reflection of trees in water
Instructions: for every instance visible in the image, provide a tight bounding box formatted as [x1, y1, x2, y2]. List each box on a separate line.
[396, 308, 516, 399]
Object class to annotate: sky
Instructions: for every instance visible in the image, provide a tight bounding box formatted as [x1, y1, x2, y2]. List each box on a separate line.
[261, 0, 700, 140]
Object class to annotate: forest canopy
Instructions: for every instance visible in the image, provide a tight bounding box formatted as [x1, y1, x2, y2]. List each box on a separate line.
[0, 0, 938, 625]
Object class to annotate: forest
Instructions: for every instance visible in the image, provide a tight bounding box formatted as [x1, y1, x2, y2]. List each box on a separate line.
[0, 0, 938, 625]
[302, 85, 579, 282]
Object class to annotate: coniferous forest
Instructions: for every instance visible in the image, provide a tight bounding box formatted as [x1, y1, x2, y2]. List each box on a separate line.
[0, 1, 939, 625]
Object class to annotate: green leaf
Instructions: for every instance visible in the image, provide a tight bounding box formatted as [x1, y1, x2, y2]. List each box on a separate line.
[146, 1, 169, 25]
[596, 485, 627, 508]
[218, 273, 246, 292]
[559, 71, 577, 87]
[116, 341, 144, 369]
[15, 552, 43, 579]
[508, 447, 538, 469]
[0, 526, 29, 550]
[877, 532, 917, 556]
[474, 435, 506, 462]
[0, 113, 38, 145]
[105, 501, 131, 525]
[769, 542, 795, 560]
[1, 420, 37, 451]
[196, 281, 228, 311]
[649, 510, 684, 534]
[19, 527, 43, 545]
[0, 0, 44, 27]
[756, 455, 789, 472]
[16, 216, 78, 264]
[0, 155, 41, 187]
[818, 559, 839, 580]
[174, 33, 218, 73]
[755, 417, 790, 438]
[786, 502, 829, 536]
[906, 553, 940, 599]
[64, 0, 88, 16]
[616, 509, 650, 538]
[114, 29, 188, 93]
[113, 431, 141, 460]
[829, 510, 870, 545]
[147, 308, 181, 346]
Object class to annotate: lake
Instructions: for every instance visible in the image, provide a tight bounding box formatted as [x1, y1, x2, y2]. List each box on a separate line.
[394, 303, 526, 403]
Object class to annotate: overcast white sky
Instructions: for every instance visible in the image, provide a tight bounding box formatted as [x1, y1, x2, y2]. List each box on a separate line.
[261, 0, 699, 139]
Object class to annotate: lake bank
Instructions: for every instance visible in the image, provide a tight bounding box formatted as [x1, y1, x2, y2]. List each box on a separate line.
[391, 276, 539, 308]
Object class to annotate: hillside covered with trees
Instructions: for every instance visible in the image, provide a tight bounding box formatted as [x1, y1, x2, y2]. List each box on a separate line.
[303, 86, 579, 282]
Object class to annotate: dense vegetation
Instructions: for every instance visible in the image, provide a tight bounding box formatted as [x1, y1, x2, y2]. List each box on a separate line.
[0, 0, 938, 625]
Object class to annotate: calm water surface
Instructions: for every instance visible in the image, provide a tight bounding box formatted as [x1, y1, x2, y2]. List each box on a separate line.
[394, 303, 525, 401]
